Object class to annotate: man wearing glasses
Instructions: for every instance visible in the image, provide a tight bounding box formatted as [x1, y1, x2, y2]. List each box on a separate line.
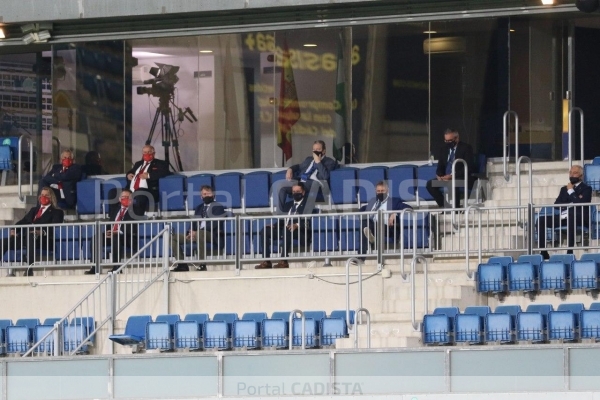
[38, 149, 83, 209]
[426, 128, 474, 208]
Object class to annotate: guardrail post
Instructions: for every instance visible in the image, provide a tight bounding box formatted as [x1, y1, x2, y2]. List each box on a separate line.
[376, 209, 383, 270]
[109, 272, 116, 355]
[354, 308, 371, 349]
[235, 216, 242, 275]
[289, 310, 305, 350]
[163, 225, 170, 314]
[503, 110, 519, 182]
[528, 203, 534, 255]
[411, 255, 428, 331]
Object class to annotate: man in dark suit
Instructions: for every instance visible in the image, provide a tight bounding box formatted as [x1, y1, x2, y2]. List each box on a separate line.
[426, 129, 474, 208]
[82, 151, 108, 176]
[256, 184, 312, 269]
[538, 165, 592, 259]
[170, 185, 226, 272]
[2, 187, 64, 276]
[126, 145, 171, 216]
[362, 181, 412, 253]
[38, 149, 83, 209]
[278, 140, 338, 210]
[85, 189, 139, 274]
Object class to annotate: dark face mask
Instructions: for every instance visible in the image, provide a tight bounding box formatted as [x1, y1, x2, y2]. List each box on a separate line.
[313, 151, 322, 157]
[293, 193, 304, 202]
[446, 140, 456, 149]
[376, 193, 386, 202]
[569, 177, 581, 185]
[202, 196, 214, 205]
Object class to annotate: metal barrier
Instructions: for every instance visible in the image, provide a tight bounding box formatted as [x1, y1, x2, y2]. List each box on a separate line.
[410, 255, 428, 331]
[354, 307, 371, 349]
[23, 226, 170, 356]
[503, 110, 519, 182]
[451, 158, 469, 209]
[17, 133, 34, 202]
[345, 257, 363, 331]
[516, 156, 533, 207]
[288, 309, 306, 350]
[568, 107, 584, 169]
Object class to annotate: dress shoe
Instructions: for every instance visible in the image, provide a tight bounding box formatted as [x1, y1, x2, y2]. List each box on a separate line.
[197, 264, 207, 271]
[273, 260, 289, 268]
[84, 267, 97, 275]
[255, 261, 272, 269]
[541, 251, 550, 260]
[171, 264, 189, 272]
[24, 269, 33, 277]
[363, 227, 375, 244]
[110, 267, 122, 274]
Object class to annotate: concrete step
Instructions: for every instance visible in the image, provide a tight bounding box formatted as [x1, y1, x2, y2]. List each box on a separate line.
[336, 335, 420, 349]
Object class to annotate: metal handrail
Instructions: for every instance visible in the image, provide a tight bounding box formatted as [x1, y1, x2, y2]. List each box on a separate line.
[503, 110, 519, 182]
[516, 156, 533, 207]
[451, 158, 469, 209]
[345, 257, 363, 330]
[288, 310, 305, 350]
[410, 255, 428, 331]
[568, 107, 584, 168]
[464, 205, 483, 279]
[353, 308, 371, 349]
[17, 134, 34, 202]
[398, 208, 414, 281]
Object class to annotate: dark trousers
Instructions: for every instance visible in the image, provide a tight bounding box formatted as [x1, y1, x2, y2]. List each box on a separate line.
[105, 233, 138, 263]
[259, 224, 305, 259]
[360, 218, 398, 254]
[537, 213, 585, 249]
[426, 179, 464, 208]
[1, 233, 47, 265]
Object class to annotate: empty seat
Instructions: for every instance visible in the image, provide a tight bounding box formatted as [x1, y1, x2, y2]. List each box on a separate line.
[580, 310, 600, 341]
[146, 314, 180, 351]
[76, 178, 103, 215]
[571, 260, 599, 291]
[517, 254, 543, 270]
[508, 262, 537, 292]
[548, 253, 575, 266]
[270, 311, 291, 320]
[203, 321, 231, 350]
[184, 313, 210, 324]
[454, 313, 483, 344]
[262, 319, 288, 349]
[463, 306, 491, 319]
[6, 326, 31, 354]
[292, 318, 318, 348]
[175, 321, 203, 350]
[244, 171, 271, 209]
[590, 303, 600, 310]
[494, 305, 522, 320]
[330, 310, 356, 326]
[320, 318, 347, 347]
[584, 164, 600, 191]
[539, 261, 568, 292]
[34, 325, 55, 355]
[138, 222, 166, 258]
[423, 314, 452, 345]
[517, 312, 546, 343]
[339, 215, 362, 252]
[159, 175, 186, 212]
[548, 311, 577, 342]
[215, 172, 243, 209]
[108, 315, 152, 347]
[477, 262, 506, 294]
[485, 313, 514, 344]
[212, 313, 239, 328]
[416, 164, 438, 202]
[329, 167, 358, 205]
[241, 312, 268, 324]
[303, 311, 327, 323]
[387, 164, 416, 202]
[311, 216, 339, 252]
[233, 320, 260, 349]
[581, 253, 600, 265]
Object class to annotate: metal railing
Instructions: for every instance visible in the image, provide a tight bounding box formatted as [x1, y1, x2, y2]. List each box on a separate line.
[451, 158, 469, 209]
[345, 257, 363, 331]
[354, 307, 371, 349]
[568, 107, 584, 168]
[503, 110, 519, 182]
[17, 133, 34, 202]
[516, 155, 533, 206]
[23, 227, 170, 356]
[410, 255, 428, 331]
[288, 310, 306, 350]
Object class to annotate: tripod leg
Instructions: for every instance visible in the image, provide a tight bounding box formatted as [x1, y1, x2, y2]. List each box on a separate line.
[145, 108, 161, 146]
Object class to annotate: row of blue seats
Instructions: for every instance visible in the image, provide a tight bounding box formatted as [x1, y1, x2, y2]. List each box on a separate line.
[477, 253, 600, 295]
[76, 163, 449, 215]
[0, 317, 95, 355]
[109, 310, 354, 352]
[423, 303, 600, 345]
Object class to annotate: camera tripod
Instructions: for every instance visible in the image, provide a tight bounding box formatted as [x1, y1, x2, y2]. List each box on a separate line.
[145, 93, 184, 172]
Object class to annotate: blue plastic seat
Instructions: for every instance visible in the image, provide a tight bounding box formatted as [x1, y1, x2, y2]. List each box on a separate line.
[241, 312, 268, 324]
[330, 310, 356, 326]
[292, 318, 318, 348]
[387, 164, 417, 202]
[320, 318, 347, 347]
[416, 164, 438, 201]
[423, 314, 452, 345]
[65, 316, 95, 353]
[557, 303, 585, 327]
[402, 212, 430, 249]
[477, 262, 506, 293]
[485, 313, 514, 343]
[184, 313, 210, 324]
[517, 254, 543, 270]
[271, 311, 291, 320]
[357, 166, 387, 204]
[454, 313, 483, 344]
[6, 326, 31, 354]
[463, 306, 491, 319]
[146, 322, 174, 351]
[494, 305, 522, 321]
[508, 262, 537, 292]
[175, 321, 203, 350]
[539, 261, 568, 292]
[108, 315, 152, 347]
[159, 175, 186, 212]
[584, 164, 600, 191]
[262, 319, 288, 349]
[580, 253, 600, 265]
[215, 172, 243, 209]
[329, 167, 358, 205]
[517, 312, 546, 343]
[76, 178, 103, 215]
[138, 222, 166, 257]
[203, 321, 231, 350]
[581, 310, 600, 341]
[339, 215, 362, 252]
[590, 303, 600, 311]
[212, 313, 239, 329]
[312, 216, 339, 252]
[571, 260, 599, 291]
[233, 320, 260, 349]
[34, 325, 55, 355]
[244, 171, 271, 209]
[433, 307, 460, 320]
[548, 253, 575, 266]
[548, 311, 577, 341]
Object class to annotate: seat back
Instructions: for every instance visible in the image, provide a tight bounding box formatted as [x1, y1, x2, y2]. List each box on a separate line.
[477, 263, 505, 293]
[233, 320, 260, 349]
[320, 318, 347, 346]
[548, 311, 576, 341]
[454, 314, 483, 344]
[244, 171, 272, 209]
[203, 321, 231, 350]
[330, 310, 355, 325]
[548, 253, 575, 266]
[539, 261, 568, 291]
[212, 313, 239, 326]
[271, 311, 291, 320]
[330, 167, 358, 205]
[488, 256, 513, 268]
[517, 254, 543, 269]
[77, 178, 103, 215]
[261, 319, 288, 349]
[580, 310, 600, 340]
[571, 260, 599, 290]
[463, 306, 491, 319]
[241, 312, 268, 324]
[184, 313, 210, 324]
[312, 216, 339, 252]
[423, 314, 452, 345]
[589, 303, 600, 311]
[15, 318, 41, 334]
[303, 311, 327, 324]
[138, 222, 166, 257]
[495, 305, 522, 320]
[0, 145, 12, 171]
[159, 175, 186, 212]
[580, 253, 600, 265]
[124, 315, 153, 339]
[508, 262, 537, 292]
[387, 165, 416, 202]
[584, 164, 600, 191]
[215, 172, 243, 209]
[339, 215, 362, 252]
[146, 322, 173, 351]
[433, 307, 460, 319]
[416, 164, 438, 201]
[175, 321, 202, 350]
[485, 313, 513, 343]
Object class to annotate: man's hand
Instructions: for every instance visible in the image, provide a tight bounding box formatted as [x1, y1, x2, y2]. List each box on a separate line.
[9, 229, 16, 236]
[388, 213, 397, 226]
[441, 174, 452, 181]
[288, 223, 298, 232]
[285, 168, 293, 181]
[567, 182, 574, 190]
[105, 230, 113, 238]
[312, 152, 322, 163]
[186, 231, 197, 241]
[436, 175, 442, 181]
[127, 173, 135, 180]
[139, 172, 149, 180]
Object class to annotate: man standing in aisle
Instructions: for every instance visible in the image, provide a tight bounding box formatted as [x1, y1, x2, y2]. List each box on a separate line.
[426, 128, 474, 208]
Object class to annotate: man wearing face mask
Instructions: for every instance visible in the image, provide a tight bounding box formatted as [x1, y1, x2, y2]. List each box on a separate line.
[170, 185, 226, 272]
[426, 129, 474, 208]
[38, 149, 83, 209]
[538, 165, 592, 259]
[85, 189, 138, 274]
[2, 187, 64, 276]
[362, 181, 411, 254]
[278, 140, 338, 211]
[126, 145, 171, 216]
[255, 184, 311, 269]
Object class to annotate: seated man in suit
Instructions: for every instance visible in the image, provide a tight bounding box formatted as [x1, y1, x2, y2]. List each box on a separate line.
[85, 189, 139, 274]
[38, 149, 83, 209]
[256, 184, 312, 269]
[2, 187, 64, 276]
[170, 185, 226, 272]
[426, 128, 474, 208]
[82, 151, 108, 176]
[126, 145, 171, 216]
[362, 180, 411, 252]
[278, 140, 338, 210]
[538, 165, 592, 259]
